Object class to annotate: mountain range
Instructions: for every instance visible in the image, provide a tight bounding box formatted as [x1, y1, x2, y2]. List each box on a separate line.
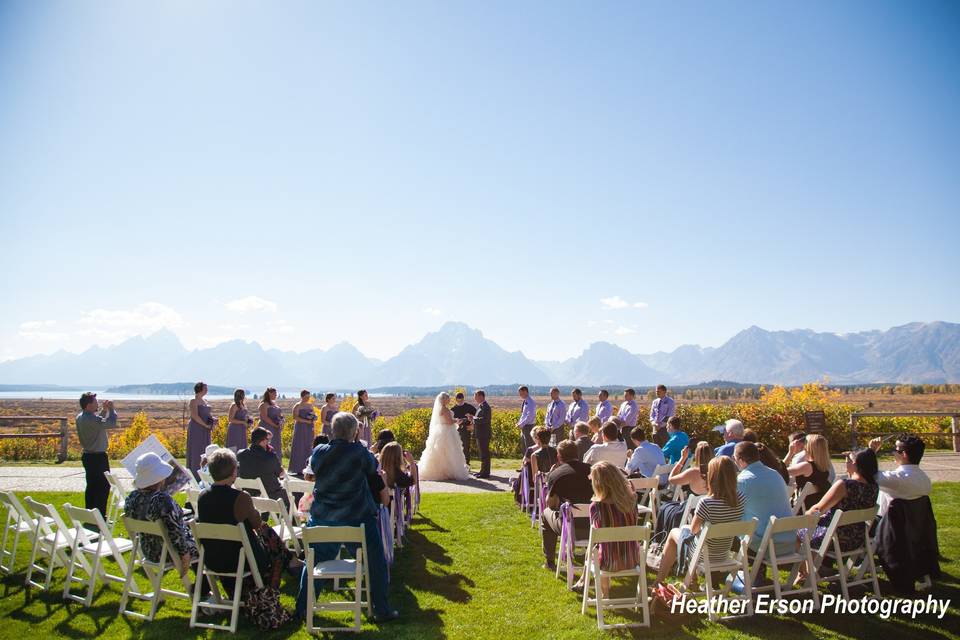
[1, 321, 957, 388]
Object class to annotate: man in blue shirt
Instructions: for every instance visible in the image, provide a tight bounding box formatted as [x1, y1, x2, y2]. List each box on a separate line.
[715, 418, 744, 457]
[734, 441, 793, 579]
[296, 412, 398, 623]
[626, 426, 667, 486]
[661, 416, 689, 464]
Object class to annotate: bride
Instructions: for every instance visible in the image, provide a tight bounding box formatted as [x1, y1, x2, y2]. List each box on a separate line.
[418, 392, 472, 481]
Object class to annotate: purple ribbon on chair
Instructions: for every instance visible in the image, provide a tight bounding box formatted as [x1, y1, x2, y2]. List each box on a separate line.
[394, 486, 406, 541]
[558, 501, 572, 566]
[379, 504, 394, 573]
[520, 466, 531, 511]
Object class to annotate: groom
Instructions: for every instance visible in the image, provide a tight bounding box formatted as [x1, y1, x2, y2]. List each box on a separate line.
[472, 389, 492, 478]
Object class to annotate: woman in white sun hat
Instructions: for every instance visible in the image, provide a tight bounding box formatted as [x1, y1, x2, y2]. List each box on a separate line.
[124, 452, 199, 578]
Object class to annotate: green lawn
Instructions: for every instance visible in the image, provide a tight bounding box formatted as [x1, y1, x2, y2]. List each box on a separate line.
[1, 486, 958, 639]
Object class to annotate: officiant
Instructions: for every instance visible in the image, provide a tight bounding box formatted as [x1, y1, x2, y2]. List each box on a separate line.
[452, 392, 477, 464]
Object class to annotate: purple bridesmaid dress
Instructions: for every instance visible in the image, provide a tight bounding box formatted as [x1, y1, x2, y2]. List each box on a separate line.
[288, 406, 316, 475]
[259, 404, 283, 461]
[187, 402, 214, 474]
[225, 407, 250, 451]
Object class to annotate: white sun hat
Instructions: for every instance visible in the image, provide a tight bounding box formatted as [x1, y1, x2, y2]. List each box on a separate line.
[133, 452, 174, 489]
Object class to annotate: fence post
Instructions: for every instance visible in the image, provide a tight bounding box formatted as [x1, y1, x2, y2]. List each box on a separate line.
[952, 416, 960, 454]
[58, 418, 69, 463]
[849, 413, 858, 450]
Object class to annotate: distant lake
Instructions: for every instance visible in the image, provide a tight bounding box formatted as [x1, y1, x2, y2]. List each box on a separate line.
[0, 389, 400, 401]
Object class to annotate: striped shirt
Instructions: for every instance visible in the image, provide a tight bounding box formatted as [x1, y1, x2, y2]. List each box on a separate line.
[694, 493, 745, 562]
[589, 501, 639, 571]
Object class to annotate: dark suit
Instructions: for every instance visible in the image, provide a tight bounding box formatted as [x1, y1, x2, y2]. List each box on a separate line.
[452, 402, 477, 464]
[473, 400, 492, 477]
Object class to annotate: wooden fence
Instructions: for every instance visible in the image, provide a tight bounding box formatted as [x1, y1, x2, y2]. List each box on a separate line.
[849, 411, 960, 452]
[0, 416, 69, 462]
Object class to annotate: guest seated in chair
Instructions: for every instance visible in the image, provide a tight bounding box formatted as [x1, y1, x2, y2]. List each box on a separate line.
[530, 426, 558, 478]
[571, 461, 639, 595]
[583, 421, 628, 467]
[655, 456, 745, 588]
[786, 434, 832, 511]
[198, 448, 303, 592]
[296, 412, 398, 623]
[796, 447, 879, 583]
[625, 426, 666, 485]
[540, 440, 595, 571]
[571, 421, 595, 461]
[238, 427, 288, 507]
[870, 434, 939, 594]
[380, 442, 417, 491]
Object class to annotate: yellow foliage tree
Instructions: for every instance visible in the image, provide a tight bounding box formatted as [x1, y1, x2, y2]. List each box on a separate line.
[108, 411, 173, 459]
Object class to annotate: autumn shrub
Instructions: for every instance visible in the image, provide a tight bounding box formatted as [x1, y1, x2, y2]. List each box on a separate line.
[107, 411, 173, 459]
[0, 431, 62, 461]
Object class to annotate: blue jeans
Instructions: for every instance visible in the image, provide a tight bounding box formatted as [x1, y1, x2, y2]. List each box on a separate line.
[296, 513, 392, 617]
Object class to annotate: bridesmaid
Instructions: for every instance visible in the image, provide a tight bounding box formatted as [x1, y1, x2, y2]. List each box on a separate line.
[289, 390, 317, 475]
[351, 389, 378, 447]
[226, 388, 252, 451]
[320, 393, 338, 438]
[258, 387, 283, 461]
[187, 381, 216, 476]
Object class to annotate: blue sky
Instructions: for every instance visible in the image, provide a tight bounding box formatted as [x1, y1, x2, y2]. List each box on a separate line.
[1, 1, 958, 362]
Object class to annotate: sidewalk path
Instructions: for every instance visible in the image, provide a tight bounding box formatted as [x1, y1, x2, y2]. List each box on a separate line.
[3, 453, 960, 494]
[0, 465, 514, 494]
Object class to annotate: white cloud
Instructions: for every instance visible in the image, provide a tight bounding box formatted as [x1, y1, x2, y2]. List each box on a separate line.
[75, 302, 184, 345]
[614, 325, 637, 336]
[267, 319, 294, 335]
[423, 307, 443, 316]
[19, 320, 56, 330]
[18, 329, 69, 342]
[225, 296, 278, 313]
[600, 296, 648, 310]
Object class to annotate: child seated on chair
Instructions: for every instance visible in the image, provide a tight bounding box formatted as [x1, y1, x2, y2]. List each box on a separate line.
[655, 456, 745, 590]
[572, 461, 639, 596]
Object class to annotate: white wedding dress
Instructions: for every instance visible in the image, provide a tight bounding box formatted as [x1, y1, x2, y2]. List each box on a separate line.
[418, 394, 472, 481]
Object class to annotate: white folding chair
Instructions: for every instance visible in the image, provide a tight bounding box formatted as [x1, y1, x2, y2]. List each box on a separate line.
[185, 488, 202, 515]
[251, 496, 302, 555]
[629, 477, 658, 530]
[580, 524, 651, 630]
[62, 503, 133, 606]
[682, 518, 757, 622]
[302, 524, 372, 633]
[652, 463, 674, 495]
[389, 487, 408, 549]
[678, 494, 703, 528]
[189, 521, 265, 633]
[0, 491, 53, 575]
[23, 497, 88, 592]
[812, 505, 881, 598]
[103, 471, 129, 533]
[530, 472, 547, 529]
[118, 515, 192, 621]
[233, 476, 269, 498]
[555, 502, 591, 589]
[792, 483, 816, 515]
[749, 513, 819, 606]
[284, 476, 315, 524]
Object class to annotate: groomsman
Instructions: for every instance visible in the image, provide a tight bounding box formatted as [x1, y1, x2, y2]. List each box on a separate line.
[649, 384, 676, 446]
[451, 392, 477, 464]
[544, 387, 567, 445]
[565, 388, 589, 433]
[472, 390, 493, 478]
[517, 386, 537, 451]
[617, 388, 639, 442]
[594, 389, 613, 423]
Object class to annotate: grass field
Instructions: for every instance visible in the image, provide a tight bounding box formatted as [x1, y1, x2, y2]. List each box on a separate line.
[1, 485, 958, 639]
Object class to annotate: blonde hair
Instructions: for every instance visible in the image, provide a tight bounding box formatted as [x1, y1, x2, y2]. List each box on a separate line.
[380, 442, 404, 488]
[805, 434, 830, 473]
[693, 441, 713, 480]
[590, 462, 636, 515]
[587, 416, 602, 432]
[707, 456, 740, 509]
